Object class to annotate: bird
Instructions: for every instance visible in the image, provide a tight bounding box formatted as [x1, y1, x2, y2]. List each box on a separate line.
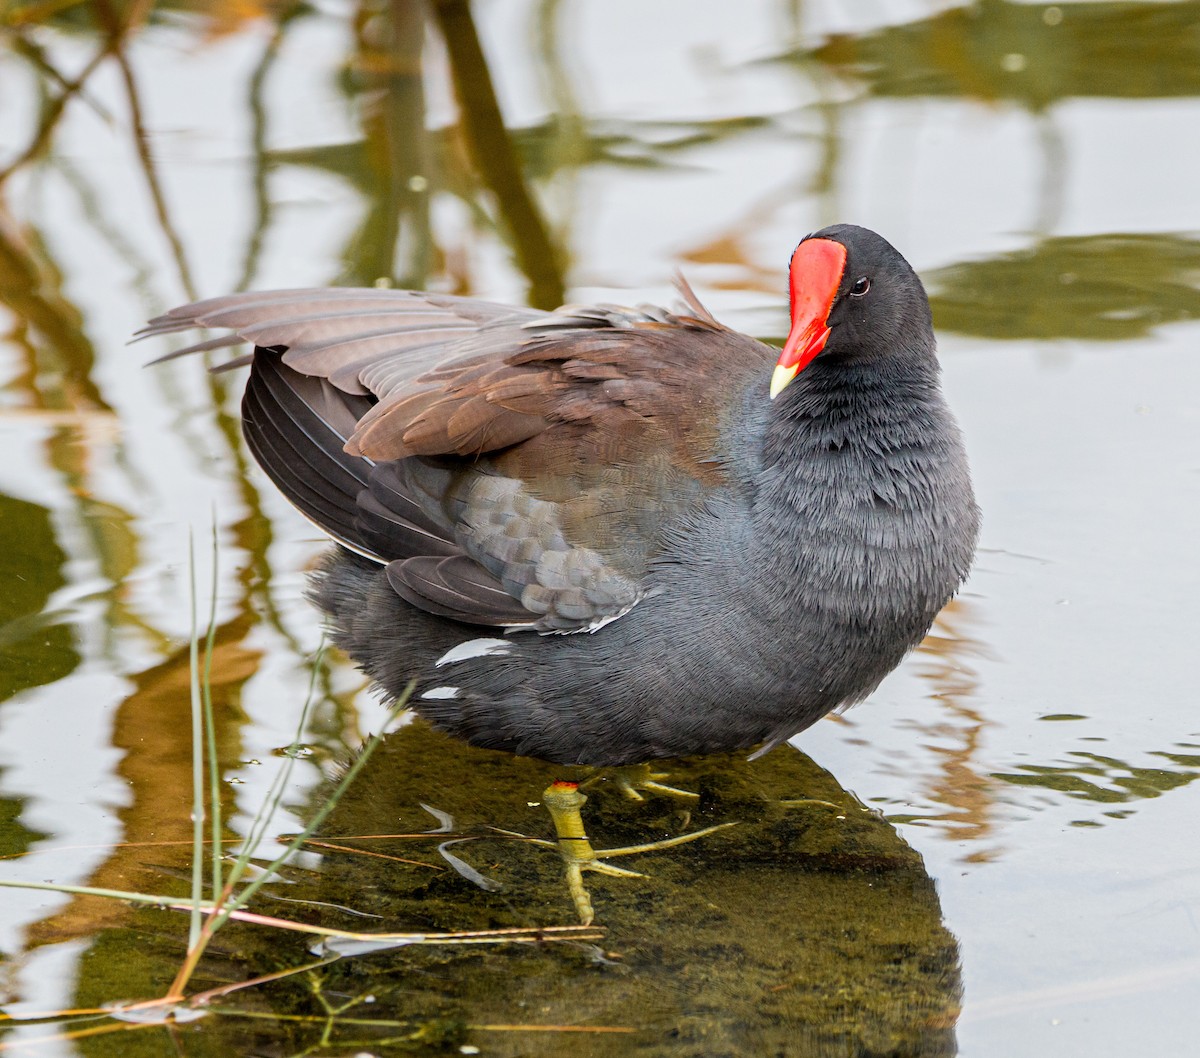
[140, 223, 979, 921]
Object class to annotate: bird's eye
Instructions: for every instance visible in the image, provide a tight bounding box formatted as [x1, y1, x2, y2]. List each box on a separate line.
[849, 277, 871, 297]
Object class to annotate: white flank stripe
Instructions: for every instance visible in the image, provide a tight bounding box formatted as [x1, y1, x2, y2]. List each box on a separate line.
[435, 638, 513, 667]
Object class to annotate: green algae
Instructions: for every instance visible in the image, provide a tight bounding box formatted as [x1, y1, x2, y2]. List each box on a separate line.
[295, 720, 962, 1057]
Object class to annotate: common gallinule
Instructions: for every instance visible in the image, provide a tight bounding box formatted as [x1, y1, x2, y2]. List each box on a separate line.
[142, 223, 978, 920]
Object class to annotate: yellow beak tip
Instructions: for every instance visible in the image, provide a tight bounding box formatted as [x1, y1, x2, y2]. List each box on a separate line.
[769, 364, 798, 400]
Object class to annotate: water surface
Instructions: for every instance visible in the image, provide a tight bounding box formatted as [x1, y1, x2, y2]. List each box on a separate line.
[1, 1, 1198, 1054]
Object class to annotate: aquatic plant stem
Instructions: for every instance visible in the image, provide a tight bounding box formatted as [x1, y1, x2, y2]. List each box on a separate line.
[428, 0, 565, 308]
[186, 531, 204, 950]
[209, 683, 418, 933]
[0, 880, 601, 946]
[204, 522, 222, 897]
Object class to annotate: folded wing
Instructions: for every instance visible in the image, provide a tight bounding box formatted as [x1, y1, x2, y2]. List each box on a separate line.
[139, 282, 765, 632]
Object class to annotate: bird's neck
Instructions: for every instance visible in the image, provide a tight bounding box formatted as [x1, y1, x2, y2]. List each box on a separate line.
[761, 349, 944, 469]
[749, 350, 968, 613]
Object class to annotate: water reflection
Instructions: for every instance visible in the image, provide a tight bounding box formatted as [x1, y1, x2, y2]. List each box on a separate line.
[2, 0, 1200, 1053]
[800, 0, 1200, 107]
[929, 233, 1200, 341]
[906, 600, 1000, 858]
[994, 745, 1200, 817]
[22, 622, 260, 949]
[0, 494, 79, 702]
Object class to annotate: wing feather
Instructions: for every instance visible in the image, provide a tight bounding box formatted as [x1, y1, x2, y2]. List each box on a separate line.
[386, 556, 534, 628]
[142, 279, 765, 633]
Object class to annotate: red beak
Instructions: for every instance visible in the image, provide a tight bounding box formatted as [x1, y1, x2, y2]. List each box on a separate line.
[770, 238, 847, 398]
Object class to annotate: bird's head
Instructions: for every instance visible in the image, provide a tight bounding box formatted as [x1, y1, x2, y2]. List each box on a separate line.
[770, 223, 933, 399]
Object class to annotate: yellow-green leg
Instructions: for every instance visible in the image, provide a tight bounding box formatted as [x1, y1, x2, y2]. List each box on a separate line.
[540, 780, 736, 925]
[579, 763, 701, 803]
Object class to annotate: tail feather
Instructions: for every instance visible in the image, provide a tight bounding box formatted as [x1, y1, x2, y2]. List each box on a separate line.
[355, 489, 462, 560]
[242, 353, 375, 556]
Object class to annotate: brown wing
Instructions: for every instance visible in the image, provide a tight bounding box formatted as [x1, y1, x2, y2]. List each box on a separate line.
[138, 287, 537, 395]
[140, 281, 770, 632]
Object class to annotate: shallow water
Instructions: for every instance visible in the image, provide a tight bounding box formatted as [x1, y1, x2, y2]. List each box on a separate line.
[1, 1, 1198, 1054]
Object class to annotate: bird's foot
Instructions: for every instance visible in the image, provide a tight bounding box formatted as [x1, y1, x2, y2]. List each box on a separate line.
[579, 762, 700, 803]
[540, 780, 736, 924]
